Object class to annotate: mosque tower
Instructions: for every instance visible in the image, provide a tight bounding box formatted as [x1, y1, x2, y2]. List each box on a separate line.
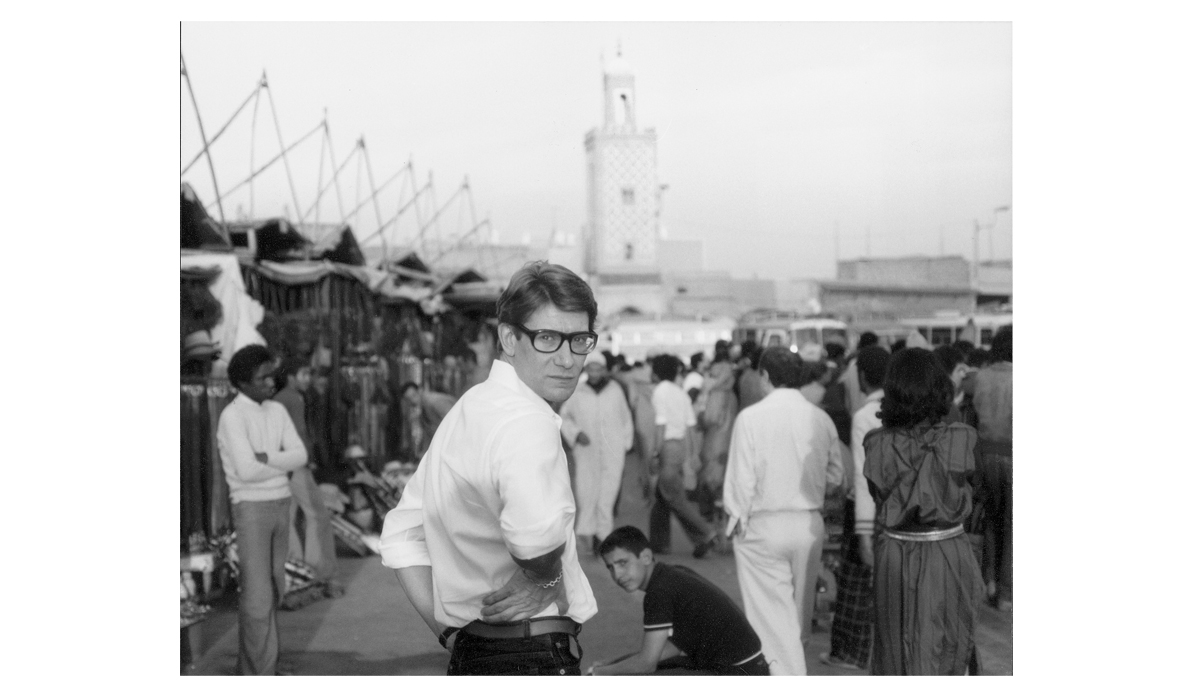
[583, 48, 662, 292]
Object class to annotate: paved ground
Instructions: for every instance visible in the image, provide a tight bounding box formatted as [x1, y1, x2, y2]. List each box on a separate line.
[185, 454, 1012, 676]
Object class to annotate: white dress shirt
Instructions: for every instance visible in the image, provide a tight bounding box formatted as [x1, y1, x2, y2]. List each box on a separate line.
[723, 388, 843, 534]
[217, 393, 308, 503]
[379, 360, 598, 627]
[852, 389, 884, 536]
[652, 380, 696, 441]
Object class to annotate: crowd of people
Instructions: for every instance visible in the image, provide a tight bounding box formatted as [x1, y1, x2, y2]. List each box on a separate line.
[215, 259, 1013, 676]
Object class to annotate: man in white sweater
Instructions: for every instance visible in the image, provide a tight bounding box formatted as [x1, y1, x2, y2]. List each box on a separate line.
[217, 344, 308, 675]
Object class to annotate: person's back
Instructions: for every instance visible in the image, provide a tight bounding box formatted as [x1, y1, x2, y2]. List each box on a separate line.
[973, 361, 1012, 447]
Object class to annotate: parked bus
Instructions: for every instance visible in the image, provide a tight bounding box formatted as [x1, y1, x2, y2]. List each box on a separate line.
[897, 311, 1013, 348]
[734, 310, 850, 355]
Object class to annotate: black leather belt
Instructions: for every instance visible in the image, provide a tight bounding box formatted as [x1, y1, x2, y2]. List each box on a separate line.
[460, 616, 581, 640]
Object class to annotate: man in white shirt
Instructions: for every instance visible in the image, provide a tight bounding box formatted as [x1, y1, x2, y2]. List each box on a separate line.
[822, 344, 889, 671]
[217, 344, 309, 675]
[723, 347, 843, 675]
[380, 261, 600, 675]
[561, 357, 634, 555]
[648, 355, 719, 558]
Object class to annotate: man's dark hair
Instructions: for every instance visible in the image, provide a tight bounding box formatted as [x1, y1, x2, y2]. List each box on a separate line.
[825, 343, 846, 363]
[857, 331, 879, 350]
[228, 344, 275, 390]
[966, 348, 991, 368]
[598, 525, 652, 558]
[651, 354, 680, 382]
[713, 339, 731, 362]
[890, 338, 908, 353]
[739, 339, 759, 363]
[496, 260, 598, 334]
[758, 347, 798, 387]
[952, 339, 975, 355]
[399, 381, 420, 398]
[273, 356, 311, 389]
[879, 348, 954, 429]
[690, 352, 704, 371]
[856, 346, 890, 390]
[990, 326, 1013, 363]
[932, 345, 966, 377]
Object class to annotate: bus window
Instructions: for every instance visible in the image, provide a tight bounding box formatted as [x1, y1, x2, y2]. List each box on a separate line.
[766, 335, 784, 347]
[980, 328, 994, 346]
[824, 328, 849, 349]
[792, 328, 818, 347]
[931, 327, 954, 346]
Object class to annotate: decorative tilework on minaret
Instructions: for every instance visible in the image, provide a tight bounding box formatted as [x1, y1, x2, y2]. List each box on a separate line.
[584, 48, 660, 278]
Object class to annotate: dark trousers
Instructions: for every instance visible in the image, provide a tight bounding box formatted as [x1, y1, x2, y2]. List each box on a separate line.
[648, 439, 713, 552]
[232, 497, 291, 676]
[653, 653, 771, 675]
[978, 452, 1013, 602]
[447, 629, 581, 676]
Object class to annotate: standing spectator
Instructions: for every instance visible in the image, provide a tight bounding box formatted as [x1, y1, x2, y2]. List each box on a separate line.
[648, 355, 719, 558]
[973, 326, 1013, 612]
[822, 345, 889, 671]
[723, 348, 843, 675]
[273, 358, 343, 598]
[399, 381, 457, 460]
[379, 261, 599, 675]
[697, 340, 737, 521]
[840, 331, 880, 420]
[735, 345, 768, 411]
[217, 345, 308, 675]
[560, 357, 635, 555]
[796, 343, 828, 406]
[614, 358, 657, 505]
[864, 348, 984, 675]
[932, 345, 969, 423]
[683, 352, 706, 404]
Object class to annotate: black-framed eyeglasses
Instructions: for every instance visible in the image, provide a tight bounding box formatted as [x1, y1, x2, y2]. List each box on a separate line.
[510, 322, 598, 355]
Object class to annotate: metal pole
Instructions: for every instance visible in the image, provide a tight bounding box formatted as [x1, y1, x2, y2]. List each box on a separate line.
[180, 54, 227, 229]
[973, 219, 980, 286]
[264, 76, 304, 225]
[360, 137, 386, 265]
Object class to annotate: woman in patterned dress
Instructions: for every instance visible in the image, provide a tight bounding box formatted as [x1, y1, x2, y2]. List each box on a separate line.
[864, 348, 985, 675]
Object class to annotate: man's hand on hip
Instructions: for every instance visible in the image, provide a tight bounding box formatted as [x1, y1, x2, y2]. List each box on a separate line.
[479, 569, 567, 623]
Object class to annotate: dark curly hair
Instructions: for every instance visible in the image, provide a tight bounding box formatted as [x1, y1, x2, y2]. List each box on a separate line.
[879, 348, 954, 429]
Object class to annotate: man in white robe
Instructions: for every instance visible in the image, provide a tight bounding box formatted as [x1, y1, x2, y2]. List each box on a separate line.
[561, 358, 635, 555]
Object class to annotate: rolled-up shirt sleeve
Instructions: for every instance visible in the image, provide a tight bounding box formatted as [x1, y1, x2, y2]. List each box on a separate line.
[379, 458, 431, 569]
[493, 412, 573, 562]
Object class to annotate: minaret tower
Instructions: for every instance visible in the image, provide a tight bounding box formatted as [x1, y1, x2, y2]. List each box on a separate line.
[583, 47, 660, 279]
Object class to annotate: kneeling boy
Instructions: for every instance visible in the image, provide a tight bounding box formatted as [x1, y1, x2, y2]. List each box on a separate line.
[588, 526, 769, 675]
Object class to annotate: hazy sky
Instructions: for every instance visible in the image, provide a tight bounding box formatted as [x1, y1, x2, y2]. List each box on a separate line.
[181, 22, 1011, 281]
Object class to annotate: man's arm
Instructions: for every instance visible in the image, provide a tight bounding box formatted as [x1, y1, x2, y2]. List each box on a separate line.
[481, 413, 577, 622]
[821, 412, 844, 496]
[850, 410, 876, 565]
[267, 404, 308, 471]
[722, 415, 754, 537]
[393, 566, 441, 638]
[590, 628, 675, 675]
[217, 409, 297, 483]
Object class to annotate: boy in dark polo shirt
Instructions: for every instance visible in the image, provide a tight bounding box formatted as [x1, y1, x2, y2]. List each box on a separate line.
[588, 526, 769, 675]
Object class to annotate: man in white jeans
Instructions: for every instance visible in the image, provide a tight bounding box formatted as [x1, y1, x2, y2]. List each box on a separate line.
[723, 347, 843, 675]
